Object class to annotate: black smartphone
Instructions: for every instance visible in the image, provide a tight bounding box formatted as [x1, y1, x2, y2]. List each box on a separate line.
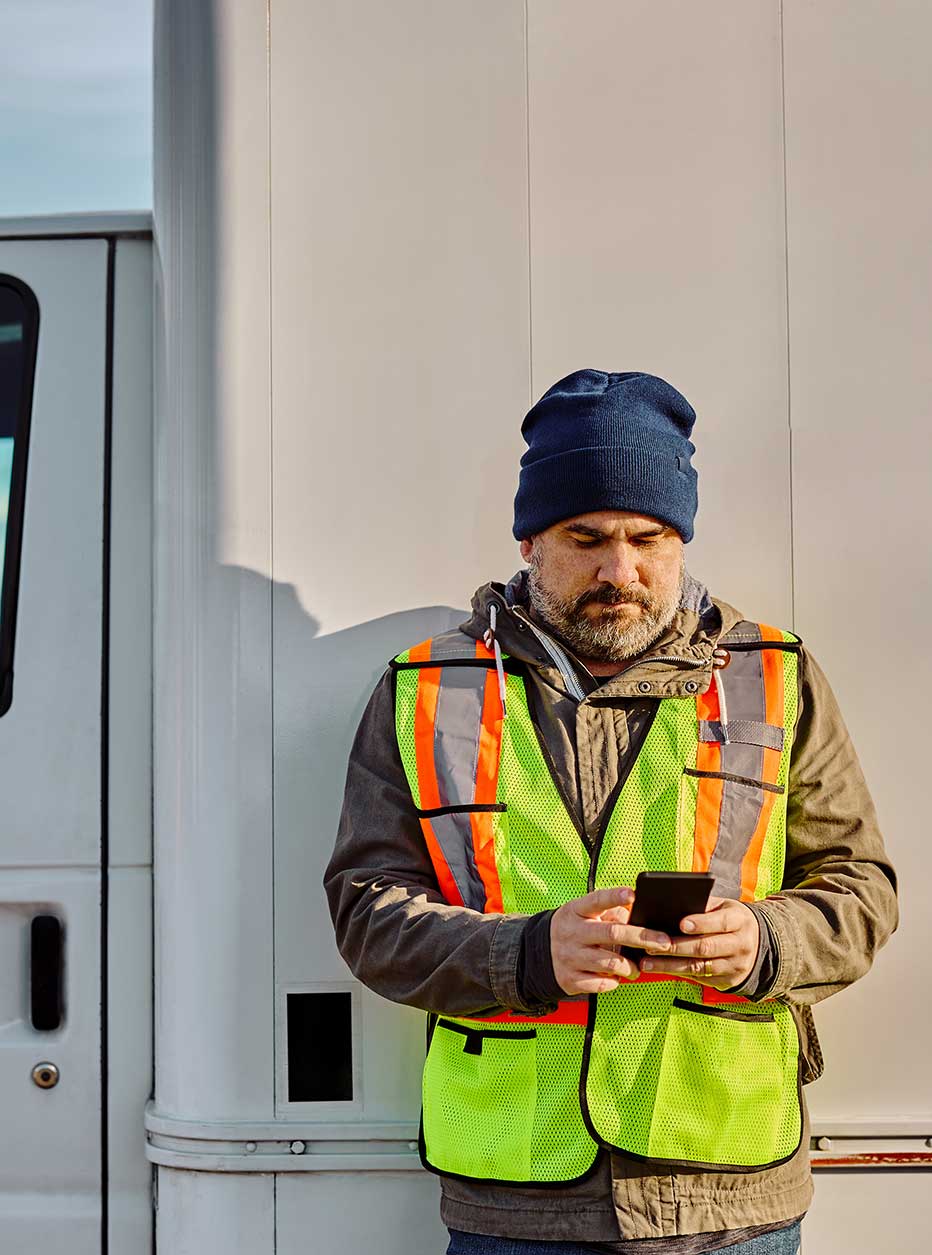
[618, 871, 715, 965]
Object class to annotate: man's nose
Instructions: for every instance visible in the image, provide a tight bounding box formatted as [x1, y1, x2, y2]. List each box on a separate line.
[596, 545, 639, 588]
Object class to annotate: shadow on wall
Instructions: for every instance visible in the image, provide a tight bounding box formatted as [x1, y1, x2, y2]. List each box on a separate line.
[272, 591, 469, 872]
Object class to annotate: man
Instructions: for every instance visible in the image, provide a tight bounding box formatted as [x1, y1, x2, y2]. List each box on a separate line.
[325, 370, 897, 1253]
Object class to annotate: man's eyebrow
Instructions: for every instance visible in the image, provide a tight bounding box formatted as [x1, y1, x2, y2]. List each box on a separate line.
[561, 523, 608, 539]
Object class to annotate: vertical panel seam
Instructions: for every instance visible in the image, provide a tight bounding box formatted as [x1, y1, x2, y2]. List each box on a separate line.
[779, 0, 796, 631]
[267, 0, 277, 1117]
[101, 235, 116, 1255]
[524, 0, 533, 404]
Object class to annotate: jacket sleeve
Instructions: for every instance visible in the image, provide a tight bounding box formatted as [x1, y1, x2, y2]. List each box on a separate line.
[751, 646, 898, 1004]
[323, 668, 553, 1017]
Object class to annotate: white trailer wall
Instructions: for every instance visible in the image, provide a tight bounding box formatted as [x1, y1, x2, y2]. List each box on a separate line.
[151, 3, 931, 1251]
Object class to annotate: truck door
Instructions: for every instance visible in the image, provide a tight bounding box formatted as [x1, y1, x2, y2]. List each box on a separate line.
[0, 238, 109, 1249]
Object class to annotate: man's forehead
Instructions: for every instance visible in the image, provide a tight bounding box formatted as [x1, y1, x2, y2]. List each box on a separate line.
[554, 509, 673, 536]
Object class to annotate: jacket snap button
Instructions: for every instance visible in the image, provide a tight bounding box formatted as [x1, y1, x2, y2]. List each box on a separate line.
[685, 680, 699, 693]
[637, 681, 652, 693]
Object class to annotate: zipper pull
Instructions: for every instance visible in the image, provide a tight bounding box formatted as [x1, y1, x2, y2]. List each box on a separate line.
[713, 666, 730, 743]
[484, 603, 508, 719]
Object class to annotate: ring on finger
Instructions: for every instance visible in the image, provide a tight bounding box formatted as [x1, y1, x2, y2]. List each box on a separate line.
[702, 960, 711, 978]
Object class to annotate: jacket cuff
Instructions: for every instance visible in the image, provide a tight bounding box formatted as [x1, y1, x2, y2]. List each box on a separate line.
[489, 914, 556, 1015]
[728, 903, 778, 1000]
[516, 909, 562, 1008]
[748, 897, 802, 1001]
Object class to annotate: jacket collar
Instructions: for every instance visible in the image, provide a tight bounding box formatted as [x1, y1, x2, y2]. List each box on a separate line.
[459, 569, 746, 702]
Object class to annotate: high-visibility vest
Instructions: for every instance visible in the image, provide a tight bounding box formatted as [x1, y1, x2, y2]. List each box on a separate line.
[391, 619, 804, 1183]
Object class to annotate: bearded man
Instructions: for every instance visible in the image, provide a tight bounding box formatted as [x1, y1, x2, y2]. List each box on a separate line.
[325, 370, 897, 1255]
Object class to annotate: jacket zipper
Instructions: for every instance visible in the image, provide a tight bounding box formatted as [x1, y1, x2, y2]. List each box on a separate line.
[510, 606, 588, 702]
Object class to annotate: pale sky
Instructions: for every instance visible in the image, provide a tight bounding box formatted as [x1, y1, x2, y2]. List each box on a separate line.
[0, 0, 152, 217]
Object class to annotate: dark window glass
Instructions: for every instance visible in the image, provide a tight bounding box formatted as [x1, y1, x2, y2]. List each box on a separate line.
[287, 991, 354, 1101]
[0, 276, 40, 717]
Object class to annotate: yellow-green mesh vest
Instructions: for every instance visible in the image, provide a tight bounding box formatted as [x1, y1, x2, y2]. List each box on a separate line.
[392, 627, 803, 1183]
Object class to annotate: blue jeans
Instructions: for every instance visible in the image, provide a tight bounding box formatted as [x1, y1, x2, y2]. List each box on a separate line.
[446, 1221, 802, 1254]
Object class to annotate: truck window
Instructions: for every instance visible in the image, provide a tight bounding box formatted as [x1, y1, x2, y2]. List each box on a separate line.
[0, 276, 40, 717]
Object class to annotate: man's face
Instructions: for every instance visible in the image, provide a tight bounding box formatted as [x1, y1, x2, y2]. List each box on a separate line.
[520, 510, 685, 662]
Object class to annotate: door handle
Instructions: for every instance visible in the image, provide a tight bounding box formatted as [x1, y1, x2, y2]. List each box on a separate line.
[30, 914, 63, 1031]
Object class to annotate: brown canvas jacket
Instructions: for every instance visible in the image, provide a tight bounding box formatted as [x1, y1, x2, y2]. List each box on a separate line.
[324, 570, 898, 1248]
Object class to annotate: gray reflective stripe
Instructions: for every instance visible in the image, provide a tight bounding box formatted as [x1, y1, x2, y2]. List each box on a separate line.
[428, 629, 484, 660]
[425, 811, 487, 911]
[699, 720, 785, 751]
[433, 666, 486, 807]
[718, 632, 765, 783]
[708, 776, 766, 901]
[708, 623, 766, 895]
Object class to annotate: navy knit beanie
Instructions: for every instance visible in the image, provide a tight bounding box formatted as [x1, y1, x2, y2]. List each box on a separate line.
[512, 369, 699, 542]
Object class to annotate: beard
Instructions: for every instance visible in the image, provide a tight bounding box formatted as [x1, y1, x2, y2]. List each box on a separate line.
[526, 549, 685, 663]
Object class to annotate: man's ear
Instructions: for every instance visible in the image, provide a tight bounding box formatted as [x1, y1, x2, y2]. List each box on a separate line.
[519, 537, 534, 563]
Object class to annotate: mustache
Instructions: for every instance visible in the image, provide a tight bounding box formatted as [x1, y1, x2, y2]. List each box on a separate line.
[575, 585, 651, 611]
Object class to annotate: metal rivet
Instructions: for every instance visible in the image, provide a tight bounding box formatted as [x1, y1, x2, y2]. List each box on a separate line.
[32, 1061, 59, 1089]
[290, 1140, 306, 1155]
[816, 1136, 833, 1150]
[685, 680, 699, 693]
[245, 1141, 257, 1154]
[637, 681, 652, 693]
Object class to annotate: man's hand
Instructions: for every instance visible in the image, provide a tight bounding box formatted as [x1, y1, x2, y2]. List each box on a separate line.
[638, 896, 760, 991]
[550, 886, 672, 995]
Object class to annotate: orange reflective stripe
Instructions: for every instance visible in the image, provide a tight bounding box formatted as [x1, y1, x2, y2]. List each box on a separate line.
[413, 642, 442, 812]
[759, 624, 785, 783]
[702, 984, 751, 1006]
[469, 812, 503, 913]
[474, 667, 502, 805]
[474, 639, 495, 660]
[739, 625, 786, 901]
[419, 817, 465, 907]
[408, 637, 432, 664]
[692, 679, 723, 874]
[464, 1000, 589, 1027]
[471, 666, 505, 912]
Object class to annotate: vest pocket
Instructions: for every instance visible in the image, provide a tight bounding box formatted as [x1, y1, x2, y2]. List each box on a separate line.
[422, 1019, 538, 1180]
[648, 997, 801, 1168]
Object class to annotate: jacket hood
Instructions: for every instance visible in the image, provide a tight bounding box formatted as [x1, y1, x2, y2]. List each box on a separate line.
[458, 568, 747, 701]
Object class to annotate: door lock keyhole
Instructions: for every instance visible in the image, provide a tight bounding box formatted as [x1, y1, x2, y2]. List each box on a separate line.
[32, 1062, 59, 1089]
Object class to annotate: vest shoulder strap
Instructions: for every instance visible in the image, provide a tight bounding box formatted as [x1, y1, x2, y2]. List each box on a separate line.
[718, 619, 802, 651]
[391, 628, 506, 669]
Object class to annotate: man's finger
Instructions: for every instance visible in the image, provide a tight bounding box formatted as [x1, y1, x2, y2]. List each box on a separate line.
[578, 948, 638, 977]
[639, 953, 734, 981]
[600, 904, 632, 925]
[570, 975, 626, 994]
[580, 920, 671, 950]
[572, 886, 634, 919]
[657, 934, 733, 960]
[679, 901, 747, 935]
